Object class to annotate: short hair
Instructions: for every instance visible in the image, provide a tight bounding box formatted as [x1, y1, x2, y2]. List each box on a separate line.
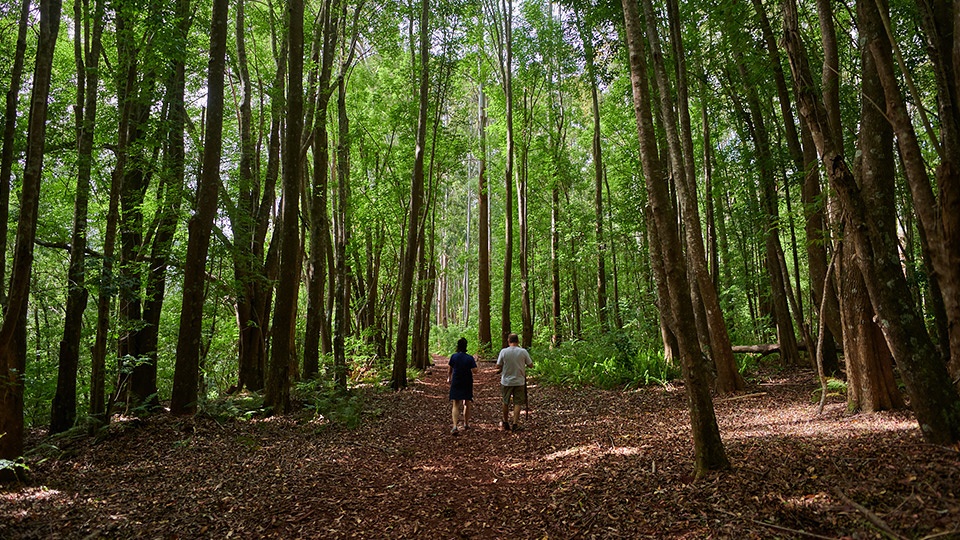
[456, 337, 468, 353]
[507, 333, 519, 344]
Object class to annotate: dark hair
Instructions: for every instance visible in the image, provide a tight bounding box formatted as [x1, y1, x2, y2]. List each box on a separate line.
[507, 333, 519, 344]
[456, 337, 468, 353]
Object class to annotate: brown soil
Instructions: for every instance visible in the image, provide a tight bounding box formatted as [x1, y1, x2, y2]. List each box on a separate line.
[2, 357, 958, 539]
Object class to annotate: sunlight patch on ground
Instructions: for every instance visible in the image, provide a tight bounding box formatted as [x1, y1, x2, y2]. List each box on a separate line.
[1, 486, 63, 504]
[543, 445, 642, 461]
[721, 403, 918, 440]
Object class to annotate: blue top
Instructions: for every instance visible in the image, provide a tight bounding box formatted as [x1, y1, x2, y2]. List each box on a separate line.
[449, 352, 477, 401]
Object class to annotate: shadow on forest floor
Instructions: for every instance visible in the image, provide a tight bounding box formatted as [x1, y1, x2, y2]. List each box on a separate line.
[2, 359, 958, 539]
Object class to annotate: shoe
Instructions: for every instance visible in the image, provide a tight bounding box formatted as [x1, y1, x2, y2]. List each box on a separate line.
[451, 427, 459, 435]
[500, 421, 511, 431]
[511, 424, 523, 432]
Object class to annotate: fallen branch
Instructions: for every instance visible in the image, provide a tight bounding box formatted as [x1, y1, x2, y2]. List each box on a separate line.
[715, 392, 767, 403]
[833, 489, 907, 540]
[714, 508, 835, 540]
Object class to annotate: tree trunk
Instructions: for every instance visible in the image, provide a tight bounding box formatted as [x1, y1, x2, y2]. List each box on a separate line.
[840, 0, 905, 412]
[141, 0, 189, 415]
[0, 0, 62, 469]
[622, 0, 729, 477]
[477, 84, 492, 352]
[645, 0, 743, 392]
[498, 0, 515, 349]
[50, 0, 105, 434]
[733, 55, 802, 368]
[231, 0, 282, 392]
[784, 0, 960, 444]
[576, 12, 608, 333]
[0, 0, 31, 310]
[171, 0, 230, 415]
[264, 0, 304, 412]
[392, 0, 429, 389]
[889, 0, 960, 381]
[302, 0, 336, 382]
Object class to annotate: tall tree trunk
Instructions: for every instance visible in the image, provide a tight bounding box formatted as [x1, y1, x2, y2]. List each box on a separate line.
[576, 12, 608, 333]
[392, 0, 429, 389]
[231, 0, 281, 392]
[551, 182, 561, 348]
[0, 0, 63, 470]
[171, 0, 230, 415]
[842, 0, 903, 412]
[333, 0, 363, 390]
[141, 0, 190, 414]
[265, 0, 304, 412]
[0, 0, 31, 310]
[622, 0, 728, 476]
[733, 55, 802, 368]
[496, 0, 515, 349]
[50, 0, 106, 434]
[904, 0, 960, 380]
[304, 0, 337, 381]
[644, 0, 744, 391]
[784, 0, 960, 444]
[477, 84, 492, 351]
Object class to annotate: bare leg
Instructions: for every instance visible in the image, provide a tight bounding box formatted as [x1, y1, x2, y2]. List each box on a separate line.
[463, 401, 472, 427]
[512, 403, 522, 426]
[501, 401, 510, 427]
[451, 400, 462, 431]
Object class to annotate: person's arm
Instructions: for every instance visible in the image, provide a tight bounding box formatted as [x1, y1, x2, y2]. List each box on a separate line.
[447, 363, 453, 383]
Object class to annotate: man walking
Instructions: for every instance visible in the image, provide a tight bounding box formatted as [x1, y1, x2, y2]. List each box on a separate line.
[496, 333, 533, 431]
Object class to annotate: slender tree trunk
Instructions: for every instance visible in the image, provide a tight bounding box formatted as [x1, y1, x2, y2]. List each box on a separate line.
[551, 183, 561, 348]
[576, 12, 608, 333]
[624, 0, 728, 476]
[498, 0, 515, 349]
[264, 0, 304, 412]
[302, 0, 336, 381]
[141, 0, 189, 414]
[0, 0, 63, 470]
[171, 0, 230, 415]
[784, 0, 960, 444]
[733, 55, 802, 368]
[392, 0, 429, 389]
[0, 0, 31, 310]
[232, 0, 281, 392]
[477, 84, 492, 351]
[644, 0, 743, 391]
[50, 0, 105, 434]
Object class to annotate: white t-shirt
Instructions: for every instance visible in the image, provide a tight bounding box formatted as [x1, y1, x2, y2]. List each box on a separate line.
[496, 345, 533, 387]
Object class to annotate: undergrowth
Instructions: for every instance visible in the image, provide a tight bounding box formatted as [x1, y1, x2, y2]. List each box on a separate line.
[530, 331, 681, 389]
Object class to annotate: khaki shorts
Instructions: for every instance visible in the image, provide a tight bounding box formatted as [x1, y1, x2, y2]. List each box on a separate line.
[501, 385, 526, 406]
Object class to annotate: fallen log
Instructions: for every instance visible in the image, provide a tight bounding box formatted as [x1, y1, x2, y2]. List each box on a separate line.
[731, 343, 810, 356]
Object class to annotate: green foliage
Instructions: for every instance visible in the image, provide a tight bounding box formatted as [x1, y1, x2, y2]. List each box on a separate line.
[293, 378, 365, 429]
[530, 331, 680, 390]
[811, 377, 848, 402]
[199, 392, 268, 422]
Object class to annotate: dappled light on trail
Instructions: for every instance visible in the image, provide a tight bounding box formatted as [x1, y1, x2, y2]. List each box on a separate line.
[2, 358, 957, 539]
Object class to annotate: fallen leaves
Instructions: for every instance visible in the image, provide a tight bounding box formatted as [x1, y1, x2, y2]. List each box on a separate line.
[1, 362, 958, 538]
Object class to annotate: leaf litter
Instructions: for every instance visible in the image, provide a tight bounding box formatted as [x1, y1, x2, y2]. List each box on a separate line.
[2, 359, 958, 539]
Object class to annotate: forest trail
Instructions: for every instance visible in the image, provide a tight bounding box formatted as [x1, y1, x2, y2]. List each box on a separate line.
[3, 359, 959, 539]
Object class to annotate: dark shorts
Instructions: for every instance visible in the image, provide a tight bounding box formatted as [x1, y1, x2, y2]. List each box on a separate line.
[501, 385, 526, 406]
[450, 382, 473, 401]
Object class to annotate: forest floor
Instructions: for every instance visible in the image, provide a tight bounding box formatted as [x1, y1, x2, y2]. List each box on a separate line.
[2, 357, 959, 539]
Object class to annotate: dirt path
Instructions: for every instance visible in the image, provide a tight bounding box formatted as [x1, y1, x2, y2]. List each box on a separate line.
[2, 359, 959, 539]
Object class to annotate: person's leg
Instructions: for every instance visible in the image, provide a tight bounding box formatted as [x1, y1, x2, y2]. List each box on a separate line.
[512, 403, 522, 427]
[451, 400, 462, 432]
[463, 400, 472, 428]
[501, 385, 511, 429]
